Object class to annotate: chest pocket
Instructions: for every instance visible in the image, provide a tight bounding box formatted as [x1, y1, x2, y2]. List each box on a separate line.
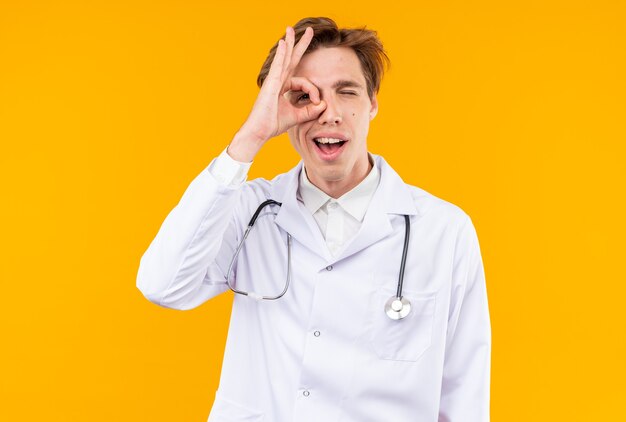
[367, 286, 437, 362]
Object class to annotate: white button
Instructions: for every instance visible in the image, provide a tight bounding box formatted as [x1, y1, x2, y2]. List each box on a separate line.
[326, 265, 333, 271]
[303, 390, 310, 397]
[328, 202, 338, 209]
[314, 331, 321, 337]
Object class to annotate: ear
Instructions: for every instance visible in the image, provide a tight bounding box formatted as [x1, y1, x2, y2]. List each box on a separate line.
[369, 93, 379, 120]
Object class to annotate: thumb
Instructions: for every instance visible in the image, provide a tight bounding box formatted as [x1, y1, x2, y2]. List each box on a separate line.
[296, 100, 326, 123]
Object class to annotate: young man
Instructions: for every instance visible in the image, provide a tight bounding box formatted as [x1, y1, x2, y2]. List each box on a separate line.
[137, 17, 491, 422]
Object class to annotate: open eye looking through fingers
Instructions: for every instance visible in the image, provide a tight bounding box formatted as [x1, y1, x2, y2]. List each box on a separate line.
[286, 91, 310, 105]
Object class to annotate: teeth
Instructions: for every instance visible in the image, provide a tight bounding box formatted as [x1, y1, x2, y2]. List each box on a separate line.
[314, 137, 345, 144]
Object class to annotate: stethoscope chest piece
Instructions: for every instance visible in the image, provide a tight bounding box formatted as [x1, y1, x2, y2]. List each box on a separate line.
[385, 296, 412, 320]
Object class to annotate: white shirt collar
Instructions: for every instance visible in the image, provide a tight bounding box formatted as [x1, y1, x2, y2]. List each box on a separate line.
[298, 154, 380, 222]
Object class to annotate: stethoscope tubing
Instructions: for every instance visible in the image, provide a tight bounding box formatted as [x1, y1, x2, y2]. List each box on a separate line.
[396, 215, 410, 300]
[226, 200, 291, 300]
[227, 199, 413, 319]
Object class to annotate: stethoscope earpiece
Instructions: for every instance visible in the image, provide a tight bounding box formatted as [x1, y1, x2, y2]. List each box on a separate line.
[385, 296, 412, 320]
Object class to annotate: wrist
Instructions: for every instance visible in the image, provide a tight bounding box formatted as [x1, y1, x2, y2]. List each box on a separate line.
[227, 131, 265, 163]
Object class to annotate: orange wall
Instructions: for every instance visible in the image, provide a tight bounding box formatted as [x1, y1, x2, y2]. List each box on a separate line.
[1, 1, 625, 420]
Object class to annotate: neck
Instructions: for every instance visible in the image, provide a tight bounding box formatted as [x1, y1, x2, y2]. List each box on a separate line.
[306, 156, 373, 199]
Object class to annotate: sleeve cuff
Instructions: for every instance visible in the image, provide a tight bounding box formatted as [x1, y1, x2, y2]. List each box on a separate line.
[207, 147, 252, 187]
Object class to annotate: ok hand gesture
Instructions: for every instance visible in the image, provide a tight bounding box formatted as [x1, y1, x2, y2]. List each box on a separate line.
[228, 27, 327, 162]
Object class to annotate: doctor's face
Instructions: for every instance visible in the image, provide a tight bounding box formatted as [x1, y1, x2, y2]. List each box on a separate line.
[287, 47, 378, 197]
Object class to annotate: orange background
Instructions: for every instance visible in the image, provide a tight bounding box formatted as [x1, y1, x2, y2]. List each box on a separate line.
[1, 1, 625, 420]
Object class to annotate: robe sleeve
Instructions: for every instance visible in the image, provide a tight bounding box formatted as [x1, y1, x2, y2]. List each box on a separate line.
[136, 151, 251, 310]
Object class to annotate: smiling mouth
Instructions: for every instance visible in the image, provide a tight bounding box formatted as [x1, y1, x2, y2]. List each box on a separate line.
[313, 137, 347, 153]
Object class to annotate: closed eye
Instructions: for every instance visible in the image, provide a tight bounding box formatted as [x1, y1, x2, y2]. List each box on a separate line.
[340, 91, 358, 96]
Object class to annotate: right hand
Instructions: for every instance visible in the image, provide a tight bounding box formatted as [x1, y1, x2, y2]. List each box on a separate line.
[228, 26, 327, 162]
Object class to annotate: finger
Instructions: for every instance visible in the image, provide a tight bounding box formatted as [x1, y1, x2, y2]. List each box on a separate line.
[281, 27, 295, 79]
[288, 27, 314, 74]
[295, 100, 327, 124]
[264, 39, 286, 88]
[285, 76, 321, 104]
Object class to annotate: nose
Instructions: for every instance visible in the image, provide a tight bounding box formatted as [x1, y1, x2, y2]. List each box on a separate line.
[317, 97, 342, 125]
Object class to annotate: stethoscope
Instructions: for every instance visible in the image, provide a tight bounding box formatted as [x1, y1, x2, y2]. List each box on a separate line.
[226, 200, 412, 320]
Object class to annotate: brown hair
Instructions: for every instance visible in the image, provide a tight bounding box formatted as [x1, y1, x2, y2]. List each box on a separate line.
[256, 17, 390, 99]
